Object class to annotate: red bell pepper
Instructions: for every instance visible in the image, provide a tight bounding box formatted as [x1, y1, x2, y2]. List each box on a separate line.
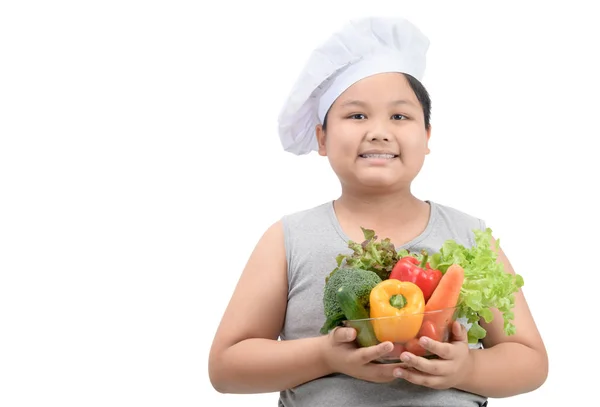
[389, 250, 442, 302]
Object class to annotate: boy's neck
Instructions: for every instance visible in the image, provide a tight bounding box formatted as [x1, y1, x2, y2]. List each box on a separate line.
[333, 188, 428, 228]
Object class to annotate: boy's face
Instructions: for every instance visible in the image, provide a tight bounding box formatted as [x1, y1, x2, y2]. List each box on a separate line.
[316, 72, 431, 191]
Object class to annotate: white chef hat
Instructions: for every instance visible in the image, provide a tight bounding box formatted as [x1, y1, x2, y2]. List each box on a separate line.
[277, 16, 430, 155]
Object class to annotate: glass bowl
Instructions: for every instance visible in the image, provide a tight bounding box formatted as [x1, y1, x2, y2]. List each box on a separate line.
[342, 306, 460, 364]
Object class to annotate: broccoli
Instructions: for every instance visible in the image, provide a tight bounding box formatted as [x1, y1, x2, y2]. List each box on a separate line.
[320, 267, 382, 334]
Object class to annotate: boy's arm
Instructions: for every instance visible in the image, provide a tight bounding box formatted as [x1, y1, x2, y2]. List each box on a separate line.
[208, 220, 334, 394]
[454, 239, 548, 398]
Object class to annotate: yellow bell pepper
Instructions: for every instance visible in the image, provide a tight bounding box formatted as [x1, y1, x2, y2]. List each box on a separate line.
[369, 279, 425, 343]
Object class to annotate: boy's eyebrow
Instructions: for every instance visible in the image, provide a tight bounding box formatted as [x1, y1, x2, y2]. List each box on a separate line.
[339, 99, 417, 108]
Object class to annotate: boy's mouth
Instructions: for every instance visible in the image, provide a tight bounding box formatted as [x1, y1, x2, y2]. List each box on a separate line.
[359, 153, 398, 159]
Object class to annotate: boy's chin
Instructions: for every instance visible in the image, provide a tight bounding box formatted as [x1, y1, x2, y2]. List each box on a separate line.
[355, 176, 406, 190]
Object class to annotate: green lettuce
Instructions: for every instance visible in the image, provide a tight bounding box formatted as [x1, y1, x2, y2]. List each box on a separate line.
[330, 227, 400, 282]
[428, 228, 524, 343]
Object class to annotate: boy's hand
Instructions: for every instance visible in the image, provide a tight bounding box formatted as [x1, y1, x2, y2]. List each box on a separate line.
[322, 327, 403, 383]
[392, 321, 473, 390]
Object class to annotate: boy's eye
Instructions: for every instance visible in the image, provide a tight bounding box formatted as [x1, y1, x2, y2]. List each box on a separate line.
[348, 114, 366, 120]
[392, 114, 407, 120]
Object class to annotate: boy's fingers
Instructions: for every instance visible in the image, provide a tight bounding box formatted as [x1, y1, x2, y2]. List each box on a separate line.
[362, 363, 400, 383]
[331, 327, 356, 343]
[399, 353, 446, 376]
[419, 337, 452, 359]
[452, 321, 468, 343]
[357, 341, 394, 364]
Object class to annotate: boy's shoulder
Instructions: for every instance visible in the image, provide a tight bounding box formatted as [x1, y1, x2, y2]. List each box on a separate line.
[432, 200, 485, 222]
[280, 201, 334, 230]
[429, 200, 487, 238]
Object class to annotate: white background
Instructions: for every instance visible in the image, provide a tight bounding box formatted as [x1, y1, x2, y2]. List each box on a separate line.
[1, 1, 599, 406]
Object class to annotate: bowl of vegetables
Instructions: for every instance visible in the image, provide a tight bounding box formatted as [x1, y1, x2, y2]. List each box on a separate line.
[337, 264, 463, 363]
[320, 227, 525, 363]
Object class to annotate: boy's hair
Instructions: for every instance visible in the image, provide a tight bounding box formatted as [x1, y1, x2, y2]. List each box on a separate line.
[322, 73, 431, 131]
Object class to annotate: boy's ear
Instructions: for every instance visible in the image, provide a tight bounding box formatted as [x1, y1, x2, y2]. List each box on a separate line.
[316, 124, 327, 156]
[425, 125, 432, 155]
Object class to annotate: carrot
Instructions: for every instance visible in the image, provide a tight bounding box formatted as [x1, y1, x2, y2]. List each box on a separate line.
[425, 264, 465, 312]
[419, 264, 465, 340]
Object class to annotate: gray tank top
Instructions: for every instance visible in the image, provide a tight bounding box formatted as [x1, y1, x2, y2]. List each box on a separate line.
[279, 200, 489, 407]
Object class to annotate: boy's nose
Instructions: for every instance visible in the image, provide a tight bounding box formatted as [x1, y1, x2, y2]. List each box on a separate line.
[367, 129, 391, 143]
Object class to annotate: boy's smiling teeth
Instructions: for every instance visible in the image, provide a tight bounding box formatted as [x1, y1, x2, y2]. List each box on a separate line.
[360, 153, 397, 158]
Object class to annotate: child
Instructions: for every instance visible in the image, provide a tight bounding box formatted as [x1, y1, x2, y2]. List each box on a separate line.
[208, 16, 548, 406]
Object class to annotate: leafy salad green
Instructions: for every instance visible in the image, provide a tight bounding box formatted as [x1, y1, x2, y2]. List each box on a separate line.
[428, 228, 524, 342]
